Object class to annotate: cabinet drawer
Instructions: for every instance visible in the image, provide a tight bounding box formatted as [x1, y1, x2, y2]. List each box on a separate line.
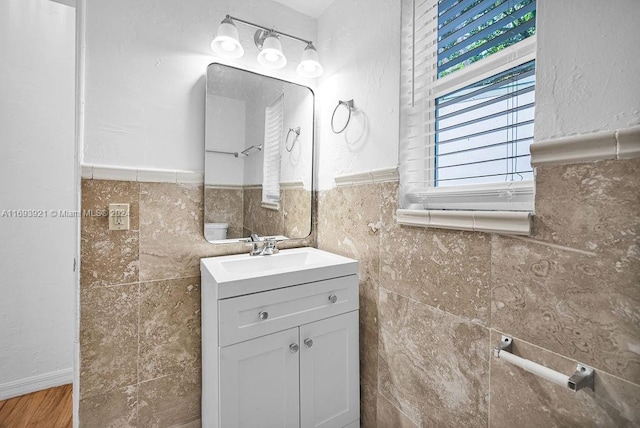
[218, 275, 359, 347]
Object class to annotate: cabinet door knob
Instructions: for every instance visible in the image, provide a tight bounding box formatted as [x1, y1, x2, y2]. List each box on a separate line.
[328, 294, 337, 303]
[289, 343, 299, 353]
[304, 338, 313, 348]
[258, 311, 269, 320]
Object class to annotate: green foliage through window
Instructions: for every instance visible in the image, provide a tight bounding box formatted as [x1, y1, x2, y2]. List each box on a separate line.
[438, 0, 536, 78]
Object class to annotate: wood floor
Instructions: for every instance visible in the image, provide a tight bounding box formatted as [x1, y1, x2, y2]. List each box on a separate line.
[0, 384, 72, 428]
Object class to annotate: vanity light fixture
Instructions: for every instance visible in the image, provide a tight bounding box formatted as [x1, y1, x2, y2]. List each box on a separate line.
[297, 42, 323, 78]
[256, 31, 287, 69]
[211, 15, 323, 77]
[210, 16, 244, 58]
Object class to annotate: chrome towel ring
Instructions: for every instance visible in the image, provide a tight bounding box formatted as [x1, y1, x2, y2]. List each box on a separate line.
[285, 127, 300, 152]
[331, 99, 354, 134]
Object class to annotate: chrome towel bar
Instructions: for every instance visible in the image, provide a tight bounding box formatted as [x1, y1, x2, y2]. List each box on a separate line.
[494, 336, 594, 392]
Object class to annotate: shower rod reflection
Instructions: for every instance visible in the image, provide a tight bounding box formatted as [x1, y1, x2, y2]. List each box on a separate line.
[207, 145, 262, 158]
[208, 149, 243, 157]
[241, 144, 262, 156]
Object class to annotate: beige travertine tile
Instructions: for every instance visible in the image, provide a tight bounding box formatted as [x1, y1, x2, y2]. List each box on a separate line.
[276, 189, 318, 250]
[282, 187, 312, 239]
[173, 419, 202, 428]
[81, 179, 140, 229]
[380, 221, 491, 324]
[79, 384, 137, 427]
[243, 187, 284, 237]
[139, 183, 215, 281]
[204, 187, 243, 239]
[81, 179, 139, 289]
[317, 184, 381, 285]
[80, 283, 139, 398]
[489, 331, 640, 427]
[139, 277, 201, 382]
[378, 287, 490, 427]
[360, 289, 379, 428]
[491, 235, 640, 384]
[379, 181, 398, 227]
[380, 179, 491, 324]
[138, 368, 201, 428]
[317, 184, 383, 425]
[534, 159, 640, 257]
[376, 392, 418, 428]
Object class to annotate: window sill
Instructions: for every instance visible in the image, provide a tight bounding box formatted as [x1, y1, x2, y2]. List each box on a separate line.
[396, 209, 532, 235]
[261, 201, 280, 211]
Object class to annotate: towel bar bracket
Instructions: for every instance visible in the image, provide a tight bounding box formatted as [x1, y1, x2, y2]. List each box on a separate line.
[569, 364, 594, 392]
[494, 335, 513, 357]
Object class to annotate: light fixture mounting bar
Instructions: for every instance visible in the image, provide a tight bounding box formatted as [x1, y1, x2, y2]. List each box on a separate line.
[226, 15, 313, 45]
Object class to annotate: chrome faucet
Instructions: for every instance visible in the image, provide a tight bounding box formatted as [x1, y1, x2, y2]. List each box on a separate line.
[248, 237, 279, 256]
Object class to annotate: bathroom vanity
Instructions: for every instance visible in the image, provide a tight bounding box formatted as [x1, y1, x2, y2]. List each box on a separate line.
[201, 247, 360, 428]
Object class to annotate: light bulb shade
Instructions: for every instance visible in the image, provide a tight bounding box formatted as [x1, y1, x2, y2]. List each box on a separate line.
[211, 18, 244, 58]
[297, 43, 323, 78]
[257, 34, 287, 69]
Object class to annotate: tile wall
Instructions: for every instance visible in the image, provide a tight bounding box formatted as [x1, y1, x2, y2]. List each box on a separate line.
[78, 179, 313, 426]
[204, 186, 311, 239]
[204, 187, 243, 239]
[79, 157, 638, 427]
[316, 158, 640, 427]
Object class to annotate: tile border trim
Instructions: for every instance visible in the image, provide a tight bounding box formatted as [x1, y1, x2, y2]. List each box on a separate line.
[334, 167, 399, 187]
[396, 209, 531, 236]
[81, 164, 204, 184]
[280, 181, 304, 189]
[530, 124, 640, 166]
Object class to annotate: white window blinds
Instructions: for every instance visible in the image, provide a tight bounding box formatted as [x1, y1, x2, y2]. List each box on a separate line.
[262, 94, 284, 209]
[399, 0, 537, 211]
[435, 60, 535, 186]
[399, 0, 439, 209]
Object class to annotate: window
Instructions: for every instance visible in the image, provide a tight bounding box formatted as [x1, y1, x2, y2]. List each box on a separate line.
[398, 0, 537, 232]
[435, 60, 535, 187]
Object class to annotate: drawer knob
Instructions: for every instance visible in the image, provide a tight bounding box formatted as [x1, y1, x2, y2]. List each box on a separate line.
[328, 294, 338, 304]
[304, 338, 314, 348]
[258, 311, 269, 320]
[289, 343, 299, 353]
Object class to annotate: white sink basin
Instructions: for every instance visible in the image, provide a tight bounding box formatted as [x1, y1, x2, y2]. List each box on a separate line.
[201, 247, 359, 298]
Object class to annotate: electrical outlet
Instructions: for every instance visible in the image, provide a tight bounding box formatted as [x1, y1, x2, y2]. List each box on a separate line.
[108, 203, 130, 231]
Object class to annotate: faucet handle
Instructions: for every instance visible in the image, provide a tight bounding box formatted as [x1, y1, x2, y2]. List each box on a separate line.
[262, 238, 279, 255]
[249, 241, 263, 256]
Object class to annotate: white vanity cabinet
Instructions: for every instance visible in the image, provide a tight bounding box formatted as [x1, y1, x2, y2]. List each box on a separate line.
[201, 248, 360, 428]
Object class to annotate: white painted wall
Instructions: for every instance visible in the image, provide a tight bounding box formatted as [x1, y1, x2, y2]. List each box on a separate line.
[0, 0, 75, 398]
[535, 0, 640, 140]
[281, 88, 314, 189]
[244, 96, 270, 186]
[205, 96, 246, 186]
[82, 0, 640, 186]
[82, 0, 317, 172]
[316, 0, 401, 190]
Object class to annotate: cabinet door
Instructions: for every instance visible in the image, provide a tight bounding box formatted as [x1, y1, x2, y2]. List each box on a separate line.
[220, 327, 300, 428]
[300, 311, 360, 428]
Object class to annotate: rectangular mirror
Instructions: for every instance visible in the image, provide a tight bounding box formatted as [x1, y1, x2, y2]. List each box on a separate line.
[205, 63, 314, 243]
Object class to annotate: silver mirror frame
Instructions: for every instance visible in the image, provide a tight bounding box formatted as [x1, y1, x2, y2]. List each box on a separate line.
[204, 62, 315, 245]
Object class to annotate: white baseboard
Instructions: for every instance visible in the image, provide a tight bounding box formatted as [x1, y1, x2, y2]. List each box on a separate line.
[0, 368, 73, 401]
